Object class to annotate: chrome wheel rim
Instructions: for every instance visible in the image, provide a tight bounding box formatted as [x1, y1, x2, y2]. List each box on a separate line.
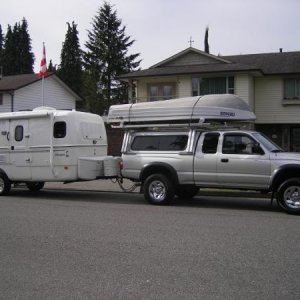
[283, 186, 300, 209]
[149, 180, 166, 201]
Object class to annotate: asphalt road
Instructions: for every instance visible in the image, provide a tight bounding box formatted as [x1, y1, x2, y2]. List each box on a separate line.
[0, 189, 299, 300]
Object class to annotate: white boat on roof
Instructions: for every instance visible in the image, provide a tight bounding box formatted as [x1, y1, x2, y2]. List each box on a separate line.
[107, 94, 256, 128]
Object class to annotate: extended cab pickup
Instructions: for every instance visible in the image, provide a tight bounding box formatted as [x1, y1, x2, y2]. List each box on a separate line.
[107, 94, 300, 214]
[121, 128, 300, 214]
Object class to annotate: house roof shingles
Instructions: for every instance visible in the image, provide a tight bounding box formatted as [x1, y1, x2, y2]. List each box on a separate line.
[118, 50, 300, 79]
[0, 73, 45, 92]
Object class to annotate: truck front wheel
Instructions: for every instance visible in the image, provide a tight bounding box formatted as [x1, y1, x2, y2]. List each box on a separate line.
[277, 178, 300, 214]
[143, 174, 174, 205]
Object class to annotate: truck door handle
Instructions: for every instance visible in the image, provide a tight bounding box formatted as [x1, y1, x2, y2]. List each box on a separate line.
[221, 158, 229, 163]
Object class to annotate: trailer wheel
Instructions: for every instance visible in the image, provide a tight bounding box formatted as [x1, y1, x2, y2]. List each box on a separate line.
[0, 172, 11, 195]
[176, 185, 200, 199]
[277, 178, 300, 215]
[26, 182, 45, 191]
[143, 174, 174, 205]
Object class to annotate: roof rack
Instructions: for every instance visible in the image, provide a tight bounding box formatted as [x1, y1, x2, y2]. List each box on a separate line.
[107, 94, 256, 129]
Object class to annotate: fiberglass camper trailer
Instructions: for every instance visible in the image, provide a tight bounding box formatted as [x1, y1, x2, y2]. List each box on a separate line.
[0, 107, 120, 195]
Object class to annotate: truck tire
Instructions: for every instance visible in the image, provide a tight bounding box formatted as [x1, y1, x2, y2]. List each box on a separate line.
[277, 178, 300, 214]
[26, 182, 45, 191]
[0, 172, 11, 196]
[143, 174, 174, 205]
[176, 185, 200, 199]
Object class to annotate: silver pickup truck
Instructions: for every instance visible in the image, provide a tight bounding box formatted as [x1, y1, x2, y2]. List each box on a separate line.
[121, 128, 300, 214]
[108, 94, 300, 214]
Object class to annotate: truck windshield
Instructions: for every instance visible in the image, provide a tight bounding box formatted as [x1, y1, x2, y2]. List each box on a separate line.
[252, 132, 283, 152]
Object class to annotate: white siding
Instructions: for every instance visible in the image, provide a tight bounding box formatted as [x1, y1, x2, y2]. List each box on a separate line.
[235, 74, 254, 109]
[14, 76, 76, 111]
[136, 80, 147, 102]
[0, 94, 13, 112]
[254, 76, 300, 124]
[177, 76, 191, 98]
[163, 52, 223, 67]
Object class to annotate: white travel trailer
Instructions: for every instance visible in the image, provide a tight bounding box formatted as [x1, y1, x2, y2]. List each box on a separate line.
[0, 107, 120, 195]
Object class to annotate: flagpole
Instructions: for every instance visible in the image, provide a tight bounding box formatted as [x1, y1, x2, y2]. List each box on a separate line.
[42, 76, 45, 106]
[38, 42, 48, 107]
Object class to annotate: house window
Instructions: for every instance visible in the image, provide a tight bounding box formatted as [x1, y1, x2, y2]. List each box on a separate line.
[163, 85, 173, 100]
[284, 79, 300, 99]
[192, 76, 234, 96]
[149, 86, 159, 101]
[148, 83, 176, 101]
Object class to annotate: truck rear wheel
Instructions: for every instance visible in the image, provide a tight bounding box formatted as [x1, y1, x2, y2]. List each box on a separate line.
[0, 172, 11, 196]
[277, 178, 300, 214]
[143, 174, 174, 205]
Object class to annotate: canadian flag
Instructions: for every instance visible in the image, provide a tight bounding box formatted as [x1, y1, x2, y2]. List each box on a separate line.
[38, 43, 48, 79]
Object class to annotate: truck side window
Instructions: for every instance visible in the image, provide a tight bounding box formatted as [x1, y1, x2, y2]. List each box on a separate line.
[15, 125, 23, 142]
[222, 134, 262, 154]
[54, 122, 66, 138]
[202, 133, 220, 154]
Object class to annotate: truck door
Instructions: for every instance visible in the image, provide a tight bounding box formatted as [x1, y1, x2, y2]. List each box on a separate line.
[194, 132, 220, 185]
[9, 119, 32, 180]
[217, 133, 270, 189]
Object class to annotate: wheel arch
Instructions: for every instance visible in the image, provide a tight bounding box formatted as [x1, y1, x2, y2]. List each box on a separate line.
[271, 164, 300, 191]
[140, 162, 179, 185]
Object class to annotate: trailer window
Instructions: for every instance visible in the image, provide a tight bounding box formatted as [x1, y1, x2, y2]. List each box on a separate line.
[54, 122, 66, 138]
[15, 125, 23, 141]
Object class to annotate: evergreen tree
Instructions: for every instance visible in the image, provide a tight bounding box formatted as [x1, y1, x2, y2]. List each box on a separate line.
[2, 19, 34, 75]
[18, 18, 34, 73]
[57, 22, 83, 94]
[48, 59, 56, 72]
[204, 26, 210, 54]
[84, 1, 140, 114]
[2, 25, 17, 75]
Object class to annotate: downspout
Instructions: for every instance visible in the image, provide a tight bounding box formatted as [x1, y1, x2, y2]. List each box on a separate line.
[7, 91, 14, 112]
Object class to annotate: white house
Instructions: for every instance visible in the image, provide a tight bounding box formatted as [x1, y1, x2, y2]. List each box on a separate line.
[0, 73, 83, 112]
[118, 47, 300, 151]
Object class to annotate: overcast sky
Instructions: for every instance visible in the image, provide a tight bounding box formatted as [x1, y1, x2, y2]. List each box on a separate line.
[1, 0, 300, 73]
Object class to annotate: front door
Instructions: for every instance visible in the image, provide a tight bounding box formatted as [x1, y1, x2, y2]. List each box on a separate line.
[217, 133, 270, 189]
[9, 119, 31, 180]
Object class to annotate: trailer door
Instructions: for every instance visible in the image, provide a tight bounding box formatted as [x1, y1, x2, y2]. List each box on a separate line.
[9, 119, 32, 180]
